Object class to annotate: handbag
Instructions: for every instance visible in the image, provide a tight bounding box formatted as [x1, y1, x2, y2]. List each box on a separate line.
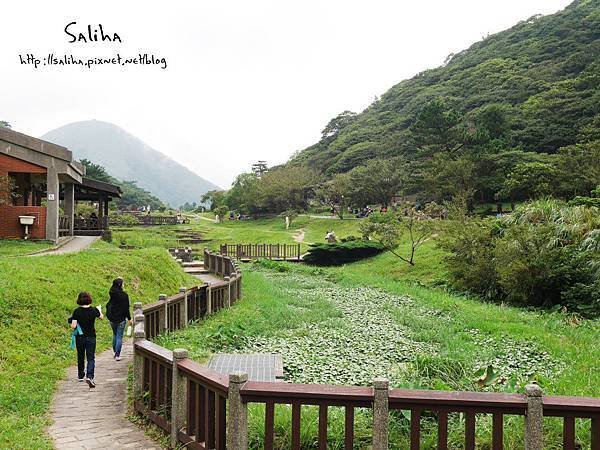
[70, 324, 83, 349]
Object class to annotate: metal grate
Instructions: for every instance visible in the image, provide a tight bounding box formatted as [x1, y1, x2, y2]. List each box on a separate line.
[208, 353, 284, 382]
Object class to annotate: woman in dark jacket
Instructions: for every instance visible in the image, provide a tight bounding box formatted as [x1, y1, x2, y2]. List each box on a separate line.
[106, 277, 132, 361]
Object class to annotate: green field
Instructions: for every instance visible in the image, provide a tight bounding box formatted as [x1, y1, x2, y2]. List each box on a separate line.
[151, 215, 598, 447]
[0, 239, 53, 257]
[2, 214, 598, 448]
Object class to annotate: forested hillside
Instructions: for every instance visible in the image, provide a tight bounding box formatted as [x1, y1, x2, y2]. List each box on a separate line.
[289, 0, 600, 205]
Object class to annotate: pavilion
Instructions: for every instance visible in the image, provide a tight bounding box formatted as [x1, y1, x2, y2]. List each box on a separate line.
[0, 127, 121, 242]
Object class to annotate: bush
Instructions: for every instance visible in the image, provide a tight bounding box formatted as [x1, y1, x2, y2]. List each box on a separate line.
[302, 240, 385, 265]
[441, 200, 600, 316]
[110, 214, 141, 226]
[439, 219, 501, 299]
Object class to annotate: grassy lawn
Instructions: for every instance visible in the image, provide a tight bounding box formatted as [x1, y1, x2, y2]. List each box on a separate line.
[113, 214, 371, 254]
[148, 215, 599, 448]
[0, 239, 53, 257]
[4, 215, 597, 448]
[0, 242, 196, 449]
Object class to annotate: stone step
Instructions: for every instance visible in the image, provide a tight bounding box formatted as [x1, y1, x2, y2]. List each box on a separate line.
[184, 267, 209, 274]
[182, 261, 204, 268]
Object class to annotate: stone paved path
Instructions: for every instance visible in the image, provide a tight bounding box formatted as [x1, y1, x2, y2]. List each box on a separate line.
[32, 236, 100, 257]
[193, 272, 224, 285]
[49, 340, 161, 450]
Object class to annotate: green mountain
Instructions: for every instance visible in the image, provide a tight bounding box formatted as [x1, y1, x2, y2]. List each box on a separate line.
[290, 0, 600, 180]
[42, 120, 219, 207]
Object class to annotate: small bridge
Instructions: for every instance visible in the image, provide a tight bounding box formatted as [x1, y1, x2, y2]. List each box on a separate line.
[219, 243, 302, 261]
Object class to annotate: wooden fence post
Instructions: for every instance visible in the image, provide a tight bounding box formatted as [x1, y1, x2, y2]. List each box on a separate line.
[171, 348, 188, 447]
[226, 372, 249, 450]
[233, 274, 238, 302]
[297, 243, 301, 261]
[224, 276, 231, 307]
[160, 294, 168, 332]
[525, 384, 543, 450]
[372, 378, 389, 450]
[204, 248, 209, 271]
[133, 312, 145, 402]
[180, 287, 188, 327]
[207, 285, 212, 315]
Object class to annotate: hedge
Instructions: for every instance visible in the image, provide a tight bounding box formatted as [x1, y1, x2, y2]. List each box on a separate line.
[303, 240, 385, 265]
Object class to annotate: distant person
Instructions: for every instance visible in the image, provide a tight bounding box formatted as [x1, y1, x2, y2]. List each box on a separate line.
[106, 278, 132, 361]
[70, 292, 103, 388]
[325, 230, 337, 243]
[76, 213, 86, 229]
[89, 212, 98, 229]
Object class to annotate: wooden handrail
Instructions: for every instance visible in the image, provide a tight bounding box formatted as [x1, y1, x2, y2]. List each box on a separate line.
[389, 388, 527, 413]
[241, 381, 373, 407]
[177, 358, 229, 395]
[134, 339, 174, 365]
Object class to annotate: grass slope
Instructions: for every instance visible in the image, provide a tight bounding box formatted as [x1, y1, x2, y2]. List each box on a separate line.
[0, 242, 195, 449]
[0, 240, 53, 257]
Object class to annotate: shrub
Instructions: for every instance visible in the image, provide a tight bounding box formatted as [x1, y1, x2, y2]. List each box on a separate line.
[439, 219, 501, 299]
[302, 240, 385, 265]
[441, 200, 600, 316]
[111, 214, 141, 226]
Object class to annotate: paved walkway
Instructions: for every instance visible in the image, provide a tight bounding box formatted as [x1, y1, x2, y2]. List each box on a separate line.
[49, 340, 161, 450]
[32, 236, 100, 257]
[193, 272, 224, 285]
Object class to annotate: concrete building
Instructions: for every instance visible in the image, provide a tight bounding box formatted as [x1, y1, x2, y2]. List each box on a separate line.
[0, 127, 121, 242]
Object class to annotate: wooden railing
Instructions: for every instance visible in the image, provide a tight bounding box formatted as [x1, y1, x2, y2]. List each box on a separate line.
[58, 216, 71, 237]
[73, 216, 109, 230]
[220, 243, 302, 261]
[132, 252, 600, 449]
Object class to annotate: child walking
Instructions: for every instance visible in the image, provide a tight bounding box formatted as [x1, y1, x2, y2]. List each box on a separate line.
[70, 292, 103, 388]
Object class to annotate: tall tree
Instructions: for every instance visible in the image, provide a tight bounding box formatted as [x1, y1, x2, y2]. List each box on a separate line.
[225, 173, 260, 214]
[346, 157, 408, 206]
[258, 166, 320, 212]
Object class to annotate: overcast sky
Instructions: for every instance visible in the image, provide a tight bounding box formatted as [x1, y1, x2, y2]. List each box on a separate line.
[2, 0, 571, 188]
